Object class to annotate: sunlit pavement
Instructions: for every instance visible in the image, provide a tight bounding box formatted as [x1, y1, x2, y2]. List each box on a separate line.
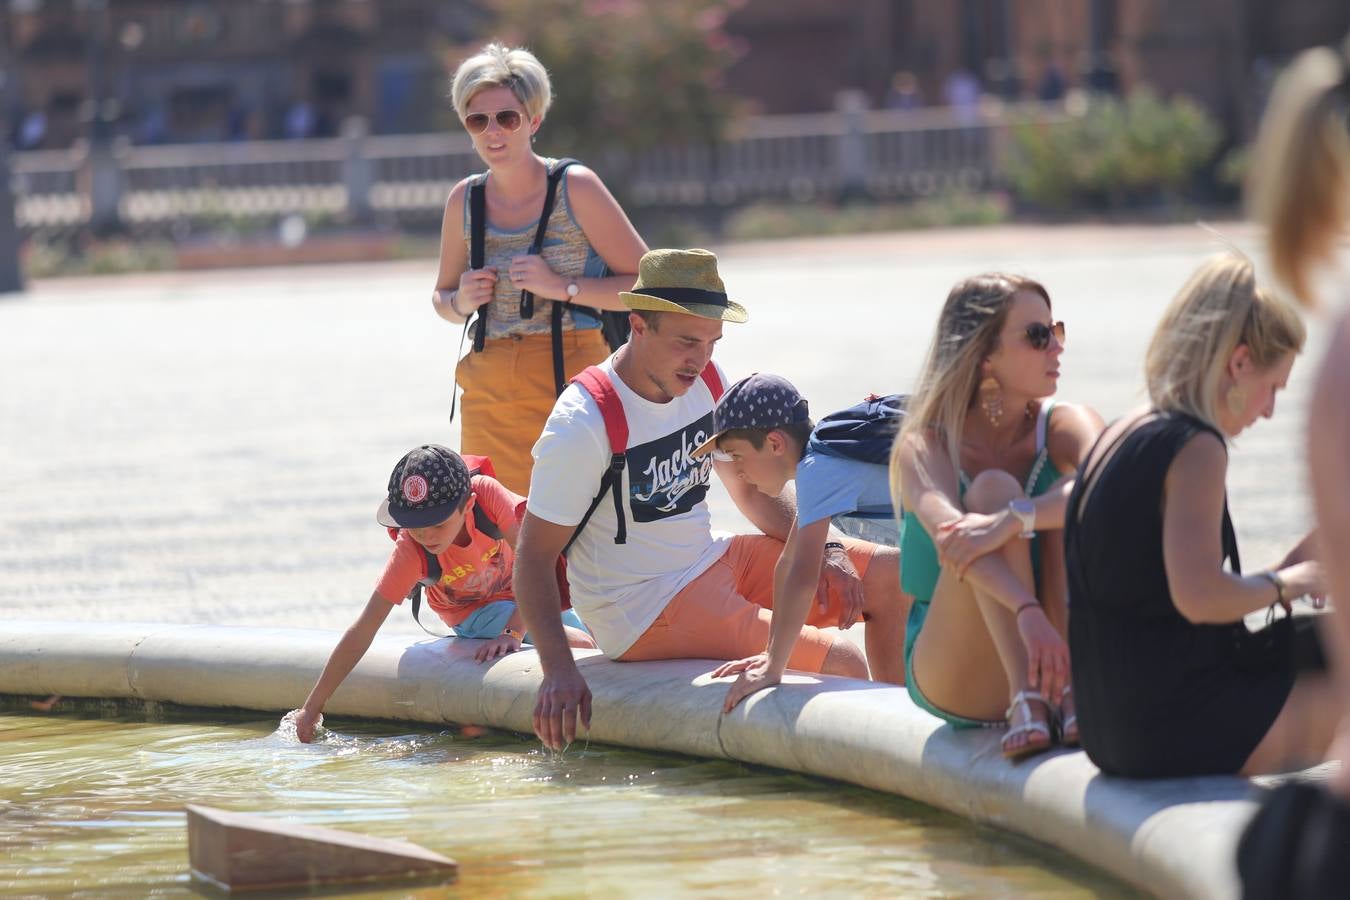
[1, 222, 1320, 636]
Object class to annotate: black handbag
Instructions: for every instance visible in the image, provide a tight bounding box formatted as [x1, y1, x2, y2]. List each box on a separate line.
[1237, 780, 1350, 899]
[1222, 515, 1327, 675]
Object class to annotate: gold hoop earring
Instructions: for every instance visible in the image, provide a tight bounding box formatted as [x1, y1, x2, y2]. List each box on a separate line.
[1226, 384, 1247, 416]
[979, 376, 1004, 428]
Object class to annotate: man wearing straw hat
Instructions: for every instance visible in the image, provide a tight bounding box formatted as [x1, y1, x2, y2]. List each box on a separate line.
[514, 249, 883, 750]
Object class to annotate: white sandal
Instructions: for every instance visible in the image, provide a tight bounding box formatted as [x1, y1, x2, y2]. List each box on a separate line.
[1003, 690, 1054, 761]
[1058, 685, 1079, 747]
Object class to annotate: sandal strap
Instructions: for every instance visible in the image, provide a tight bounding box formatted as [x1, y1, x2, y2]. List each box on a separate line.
[1005, 690, 1048, 719]
[1006, 720, 1053, 740]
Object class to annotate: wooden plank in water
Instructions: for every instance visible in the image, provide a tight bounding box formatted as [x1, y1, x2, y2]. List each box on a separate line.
[185, 804, 457, 892]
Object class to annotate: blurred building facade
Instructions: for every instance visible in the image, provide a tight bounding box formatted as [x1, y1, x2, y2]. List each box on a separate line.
[1, 0, 483, 149]
[728, 0, 1348, 138]
[2, 0, 1347, 150]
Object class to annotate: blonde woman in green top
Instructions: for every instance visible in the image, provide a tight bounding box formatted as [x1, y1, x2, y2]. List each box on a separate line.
[890, 273, 1103, 760]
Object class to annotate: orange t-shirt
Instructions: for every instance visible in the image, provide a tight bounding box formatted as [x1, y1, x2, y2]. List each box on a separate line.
[375, 475, 525, 626]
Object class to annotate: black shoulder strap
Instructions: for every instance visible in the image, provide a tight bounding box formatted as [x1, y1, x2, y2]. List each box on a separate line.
[560, 366, 628, 556]
[408, 547, 450, 638]
[469, 174, 488, 352]
[561, 453, 626, 557]
[471, 506, 503, 541]
[520, 158, 578, 320]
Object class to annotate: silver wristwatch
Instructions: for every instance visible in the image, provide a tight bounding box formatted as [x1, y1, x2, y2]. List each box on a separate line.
[1008, 498, 1036, 539]
[565, 281, 580, 301]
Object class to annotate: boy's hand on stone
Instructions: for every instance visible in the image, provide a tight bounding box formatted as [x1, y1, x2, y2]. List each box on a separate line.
[819, 546, 864, 629]
[713, 654, 780, 713]
[475, 634, 523, 663]
[711, 652, 767, 680]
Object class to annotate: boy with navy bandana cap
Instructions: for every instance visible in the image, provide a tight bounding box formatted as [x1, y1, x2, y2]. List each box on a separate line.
[691, 373, 911, 712]
[286, 444, 594, 743]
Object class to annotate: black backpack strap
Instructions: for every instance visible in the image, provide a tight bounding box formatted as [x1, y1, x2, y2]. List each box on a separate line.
[562, 366, 629, 555]
[471, 506, 503, 541]
[469, 174, 488, 353]
[520, 158, 578, 320]
[550, 300, 567, 397]
[562, 452, 626, 556]
[449, 174, 488, 423]
[408, 546, 451, 638]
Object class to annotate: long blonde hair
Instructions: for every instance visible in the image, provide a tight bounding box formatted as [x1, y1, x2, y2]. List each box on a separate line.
[889, 273, 1050, 511]
[1145, 254, 1305, 429]
[1247, 39, 1350, 304]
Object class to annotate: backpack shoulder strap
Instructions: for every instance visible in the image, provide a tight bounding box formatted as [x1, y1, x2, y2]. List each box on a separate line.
[571, 365, 629, 453]
[699, 362, 724, 401]
[468, 173, 488, 269]
[563, 365, 629, 555]
[469, 173, 489, 352]
[409, 545, 450, 637]
[464, 472, 504, 542]
[521, 158, 579, 321]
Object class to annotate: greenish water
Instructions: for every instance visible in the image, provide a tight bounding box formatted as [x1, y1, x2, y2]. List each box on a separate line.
[0, 706, 1137, 898]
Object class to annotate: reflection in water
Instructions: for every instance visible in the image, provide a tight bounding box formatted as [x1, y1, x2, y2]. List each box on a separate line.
[0, 707, 1139, 898]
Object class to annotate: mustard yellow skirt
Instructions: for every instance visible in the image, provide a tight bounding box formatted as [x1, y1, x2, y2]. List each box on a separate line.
[456, 328, 610, 495]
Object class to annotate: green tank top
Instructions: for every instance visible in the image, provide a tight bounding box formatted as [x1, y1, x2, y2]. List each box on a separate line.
[899, 400, 1063, 604]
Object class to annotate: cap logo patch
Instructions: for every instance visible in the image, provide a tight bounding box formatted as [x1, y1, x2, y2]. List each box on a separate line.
[402, 475, 429, 503]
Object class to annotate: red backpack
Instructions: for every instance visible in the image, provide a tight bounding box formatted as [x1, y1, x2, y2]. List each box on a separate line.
[388, 455, 571, 637]
[561, 362, 724, 556]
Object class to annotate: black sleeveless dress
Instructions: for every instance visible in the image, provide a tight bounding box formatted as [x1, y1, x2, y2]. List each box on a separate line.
[1065, 412, 1294, 777]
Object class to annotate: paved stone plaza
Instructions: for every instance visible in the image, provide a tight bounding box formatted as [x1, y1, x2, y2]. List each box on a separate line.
[0, 223, 1324, 638]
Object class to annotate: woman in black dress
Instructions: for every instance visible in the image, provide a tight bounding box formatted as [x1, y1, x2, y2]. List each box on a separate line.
[1065, 255, 1338, 778]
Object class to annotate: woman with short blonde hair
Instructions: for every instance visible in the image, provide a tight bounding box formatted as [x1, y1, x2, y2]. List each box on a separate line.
[1065, 254, 1334, 778]
[891, 273, 1103, 760]
[432, 42, 647, 494]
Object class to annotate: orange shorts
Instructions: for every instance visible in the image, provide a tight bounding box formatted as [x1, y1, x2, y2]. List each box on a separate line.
[457, 328, 609, 495]
[617, 533, 876, 673]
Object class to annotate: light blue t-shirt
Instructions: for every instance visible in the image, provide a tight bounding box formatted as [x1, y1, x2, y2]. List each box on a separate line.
[794, 449, 893, 527]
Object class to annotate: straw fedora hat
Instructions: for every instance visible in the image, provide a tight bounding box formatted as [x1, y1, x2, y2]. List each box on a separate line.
[619, 248, 748, 323]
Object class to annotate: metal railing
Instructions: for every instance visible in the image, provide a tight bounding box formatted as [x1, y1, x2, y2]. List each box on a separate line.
[9, 103, 1068, 233]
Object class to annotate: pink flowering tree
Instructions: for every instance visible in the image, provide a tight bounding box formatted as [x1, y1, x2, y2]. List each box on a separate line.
[483, 0, 746, 188]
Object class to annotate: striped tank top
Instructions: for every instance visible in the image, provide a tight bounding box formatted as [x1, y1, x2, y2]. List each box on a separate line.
[460, 162, 606, 340]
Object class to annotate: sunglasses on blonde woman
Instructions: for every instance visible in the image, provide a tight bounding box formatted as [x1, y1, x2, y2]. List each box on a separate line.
[463, 109, 524, 135]
[1025, 321, 1065, 351]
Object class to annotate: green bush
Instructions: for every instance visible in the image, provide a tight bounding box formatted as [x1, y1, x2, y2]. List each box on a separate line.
[480, 0, 745, 191]
[24, 238, 177, 279]
[722, 193, 1009, 242]
[1009, 89, 1222, 211]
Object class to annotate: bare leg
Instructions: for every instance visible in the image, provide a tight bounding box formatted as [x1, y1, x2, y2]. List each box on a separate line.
[563, 625, 597, 650]
[1037, 530, 1076, 742]
[909, 470, 1051, 756]
[962, 472, 1050, 757]
[1241, 674, 1344, 776]
[911, 471, 1035, 715]
[821, 638, 869, 679]
[860, 545, 909, 685]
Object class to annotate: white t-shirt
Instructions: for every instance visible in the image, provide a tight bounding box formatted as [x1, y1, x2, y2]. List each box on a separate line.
[527, 356, 731, 656]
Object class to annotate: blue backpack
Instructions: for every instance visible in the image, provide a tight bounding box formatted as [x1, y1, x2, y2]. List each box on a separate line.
[807, 393, 907, 465]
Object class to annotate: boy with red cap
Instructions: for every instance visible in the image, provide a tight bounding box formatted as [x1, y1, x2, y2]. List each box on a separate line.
[288, 444, 593, 742]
